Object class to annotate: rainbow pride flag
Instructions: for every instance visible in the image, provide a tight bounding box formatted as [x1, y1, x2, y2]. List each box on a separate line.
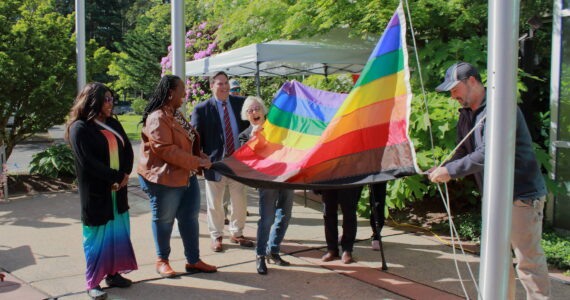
[213, 5, 419, 189]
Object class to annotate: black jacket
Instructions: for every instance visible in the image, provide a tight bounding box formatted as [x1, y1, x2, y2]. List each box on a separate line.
[191, 96, 249, 181]
[238, 125, 253, 146]
[69, 118, 134, 226]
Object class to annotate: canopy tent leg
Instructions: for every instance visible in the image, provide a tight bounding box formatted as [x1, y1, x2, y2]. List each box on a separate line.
[324, 64, 329, 83]
[256, 62, 261, 96]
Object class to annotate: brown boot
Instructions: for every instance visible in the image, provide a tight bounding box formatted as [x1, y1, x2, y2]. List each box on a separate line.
[321, 250, 340, 262]
[156, 258, 176, 278]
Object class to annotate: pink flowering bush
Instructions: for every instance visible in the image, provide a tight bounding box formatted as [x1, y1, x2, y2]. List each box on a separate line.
[161, 22, 220, 106]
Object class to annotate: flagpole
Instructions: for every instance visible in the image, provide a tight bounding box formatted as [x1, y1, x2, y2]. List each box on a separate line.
[171, 0, 185, 80]
[75, 0, 86, 93]
[479, 0, 520, 298]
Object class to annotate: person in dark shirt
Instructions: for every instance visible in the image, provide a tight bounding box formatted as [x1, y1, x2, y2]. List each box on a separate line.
[429, 62, 550, 299]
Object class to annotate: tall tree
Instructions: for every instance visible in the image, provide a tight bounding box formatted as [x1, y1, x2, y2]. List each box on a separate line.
[0, 0, 76, 158]
[108, 0, 204, 98]
[108, 3, 171, 97]
[53, 0, 137, 52]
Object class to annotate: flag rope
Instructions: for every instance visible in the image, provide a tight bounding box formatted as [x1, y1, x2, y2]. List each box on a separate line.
[403, 0, 482, 298]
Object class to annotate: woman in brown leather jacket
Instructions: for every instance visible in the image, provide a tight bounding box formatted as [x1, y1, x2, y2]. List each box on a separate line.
[137, 75, 216, 277]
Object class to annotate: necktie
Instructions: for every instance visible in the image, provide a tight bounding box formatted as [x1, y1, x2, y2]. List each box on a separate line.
[222, 102, 235, 156]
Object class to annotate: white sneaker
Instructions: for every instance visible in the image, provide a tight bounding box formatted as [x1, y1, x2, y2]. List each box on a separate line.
[371, 239, 380, 251]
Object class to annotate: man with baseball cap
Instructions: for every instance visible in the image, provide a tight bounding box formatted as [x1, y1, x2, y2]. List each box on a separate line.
[430, 62, 550, 299]
[229, 79, 242, 96]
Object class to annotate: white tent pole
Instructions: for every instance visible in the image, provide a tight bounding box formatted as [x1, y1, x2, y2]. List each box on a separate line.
[171, 0, 185, 80]
[255, 62, 261, 96]
[75, 0, 86, 93]
[479, 0, 520, 298]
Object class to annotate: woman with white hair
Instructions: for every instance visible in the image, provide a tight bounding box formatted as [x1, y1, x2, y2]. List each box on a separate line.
[238, 96, 294, 275]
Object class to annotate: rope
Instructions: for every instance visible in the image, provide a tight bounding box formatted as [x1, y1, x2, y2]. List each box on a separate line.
[403, 0, 435, 162]
[402, 0, 482, 298]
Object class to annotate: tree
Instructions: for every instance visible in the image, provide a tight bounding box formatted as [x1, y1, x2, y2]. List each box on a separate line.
[108, 1, 206, 98]
[54, 0, 138, 52]
[107, 3, 171, 98]
[199, 0, 554, 208]
[0, 0, 77, 159]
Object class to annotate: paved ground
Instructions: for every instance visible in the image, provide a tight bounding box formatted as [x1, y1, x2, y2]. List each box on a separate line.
[7, 126, 67, 173]
[1, 178, 569, 300]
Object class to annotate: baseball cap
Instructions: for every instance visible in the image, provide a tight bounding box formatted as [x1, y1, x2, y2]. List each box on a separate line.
[435, 62, 480, 92]
[229, 79, 240, 89]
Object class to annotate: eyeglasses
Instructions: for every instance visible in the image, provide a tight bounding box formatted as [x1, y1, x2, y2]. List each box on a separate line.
[104, 96, 114, 103]
[229, 88, 241, 93]
[246, 107, 261, 114]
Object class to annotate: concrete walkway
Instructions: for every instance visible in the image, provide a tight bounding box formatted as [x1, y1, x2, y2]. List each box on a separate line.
[1, 178, 569, 299]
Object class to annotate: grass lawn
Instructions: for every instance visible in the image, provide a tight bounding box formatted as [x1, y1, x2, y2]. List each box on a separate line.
[117, 114, 142, 141]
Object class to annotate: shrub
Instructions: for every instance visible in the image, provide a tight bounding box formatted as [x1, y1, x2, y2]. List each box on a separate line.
[541, 231, 570, 272]
[131, 97, 147, 115]
[385, 92, 480, 210]
[29, 144, 75, 178]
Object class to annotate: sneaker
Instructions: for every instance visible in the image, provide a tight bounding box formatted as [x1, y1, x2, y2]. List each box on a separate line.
[105, 273, 132, 288]
[371, 239, 380, 251]
[87, 285, 107, 300]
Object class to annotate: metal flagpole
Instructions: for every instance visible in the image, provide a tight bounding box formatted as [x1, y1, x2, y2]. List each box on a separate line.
[171, 0, 185, 80]
[479, 0, 520, 298]
[75, 0, 86, 93]
[255, 62, 261, 96]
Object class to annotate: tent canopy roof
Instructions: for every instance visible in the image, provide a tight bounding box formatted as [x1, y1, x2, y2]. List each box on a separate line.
[185, 30, 377, 77]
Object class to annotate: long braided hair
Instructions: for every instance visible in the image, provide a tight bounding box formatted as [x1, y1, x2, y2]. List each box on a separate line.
[141, 75, 182, 125]
[65, 82, 112, 141]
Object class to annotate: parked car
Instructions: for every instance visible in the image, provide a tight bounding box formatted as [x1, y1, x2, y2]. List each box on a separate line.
[113, 101, 133, 115]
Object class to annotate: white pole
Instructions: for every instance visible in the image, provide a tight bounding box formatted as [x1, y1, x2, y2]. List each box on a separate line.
[171, 0, 185, 80]
[479, 0, 520, 299]
[75, 0, 86, 93]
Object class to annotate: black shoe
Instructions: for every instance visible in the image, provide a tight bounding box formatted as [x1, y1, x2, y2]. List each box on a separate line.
[267, 253, 290, 266]
[87, 285, 108, 299]
[105, 273, 132, 288]
[256, 255, 268, 275]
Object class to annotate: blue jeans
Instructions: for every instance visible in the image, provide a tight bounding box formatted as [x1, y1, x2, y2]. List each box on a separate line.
[138, 175, 201, 264]
[256, 189, 293, 256]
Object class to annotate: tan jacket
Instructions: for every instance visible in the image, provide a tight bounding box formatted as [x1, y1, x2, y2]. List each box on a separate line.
[137, 107, 200, 187]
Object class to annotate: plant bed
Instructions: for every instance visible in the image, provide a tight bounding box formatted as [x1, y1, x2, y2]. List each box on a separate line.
[389, 193, 481, 236]
[7, 173, 76, 196]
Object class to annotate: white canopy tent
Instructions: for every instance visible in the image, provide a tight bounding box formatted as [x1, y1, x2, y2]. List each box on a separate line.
[185, 30, 378, 94]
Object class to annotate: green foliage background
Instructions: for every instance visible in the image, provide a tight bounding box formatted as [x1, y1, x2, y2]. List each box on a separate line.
[1, 0, 558, 212]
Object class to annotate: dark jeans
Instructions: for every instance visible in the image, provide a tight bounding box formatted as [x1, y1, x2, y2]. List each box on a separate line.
[369, 183, 387, 241]
[322, 186, 362, 253]
[138, 175, 201, 264]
